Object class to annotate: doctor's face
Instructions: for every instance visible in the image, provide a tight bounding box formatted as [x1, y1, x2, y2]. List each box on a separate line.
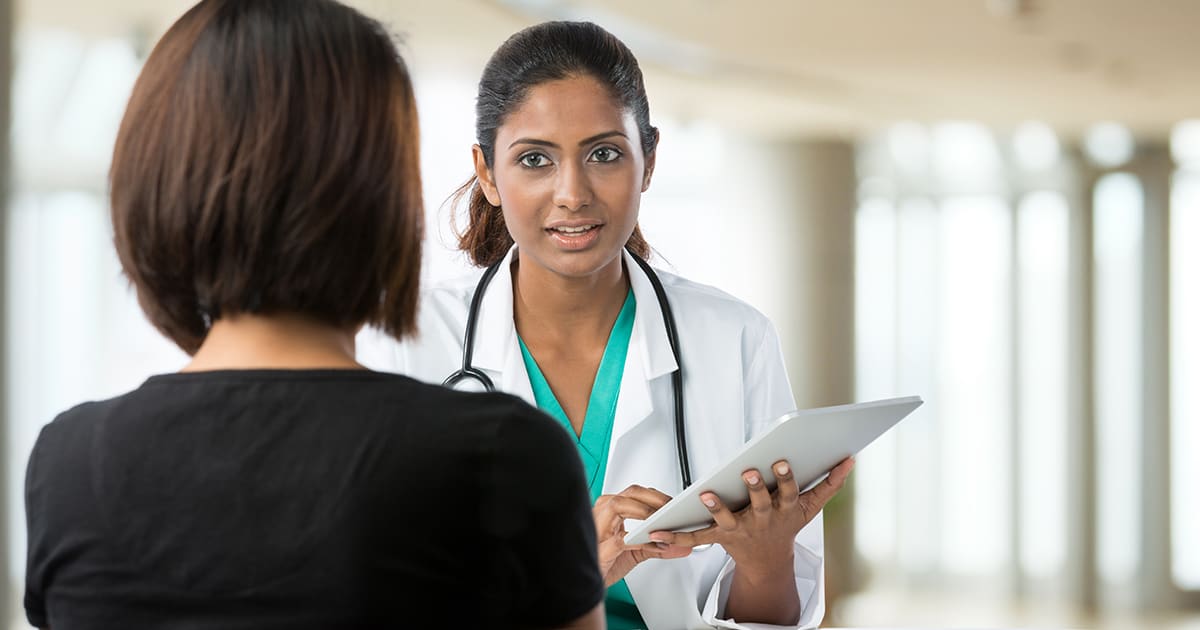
[474, 75, 654, 280]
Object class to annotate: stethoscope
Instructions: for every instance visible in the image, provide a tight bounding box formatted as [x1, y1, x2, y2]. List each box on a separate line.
[443, 247, 693, 490]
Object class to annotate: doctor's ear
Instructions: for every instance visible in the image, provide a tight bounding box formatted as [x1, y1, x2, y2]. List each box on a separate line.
[472, 144, 502, 207]
[641, 130, 659, 193]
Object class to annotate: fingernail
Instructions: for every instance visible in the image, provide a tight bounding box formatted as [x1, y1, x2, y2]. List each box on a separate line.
[775, 463, 789, 476]
[654, 542, 669, 549]
[702, 494, 717, 508]
[744, 472, 760, 485]
[649, 532, 669, 543]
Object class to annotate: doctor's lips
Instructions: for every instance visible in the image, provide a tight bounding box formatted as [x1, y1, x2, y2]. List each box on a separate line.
[545, 219, 604, 249]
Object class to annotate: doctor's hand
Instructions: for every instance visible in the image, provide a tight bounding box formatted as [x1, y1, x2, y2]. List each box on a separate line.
[648, 457, 855, 571]
[593, 485, 693, 587]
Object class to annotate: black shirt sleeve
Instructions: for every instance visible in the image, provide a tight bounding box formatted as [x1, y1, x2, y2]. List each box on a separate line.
[479, 398, 603, 627]
[24, 422, 52, 629]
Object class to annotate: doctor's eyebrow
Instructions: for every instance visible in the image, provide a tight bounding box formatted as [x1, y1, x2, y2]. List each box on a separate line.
[507, 130, 627, 150]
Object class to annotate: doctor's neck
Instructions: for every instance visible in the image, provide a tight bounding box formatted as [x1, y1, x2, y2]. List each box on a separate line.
[182, 312, 363, 372]
[511, 253, 629, 342]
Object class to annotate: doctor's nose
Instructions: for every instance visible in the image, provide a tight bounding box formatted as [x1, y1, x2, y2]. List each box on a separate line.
[552, 163, 593, 211]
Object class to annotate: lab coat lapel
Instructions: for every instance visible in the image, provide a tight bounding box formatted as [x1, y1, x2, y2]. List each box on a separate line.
[609, 249, 679, 446]
[615, 253, 710, 629]
[608, 338, 653, 460]
[469, 247, 535, 405]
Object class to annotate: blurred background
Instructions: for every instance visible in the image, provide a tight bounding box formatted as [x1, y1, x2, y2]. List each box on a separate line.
[2, 0, 1197, 628]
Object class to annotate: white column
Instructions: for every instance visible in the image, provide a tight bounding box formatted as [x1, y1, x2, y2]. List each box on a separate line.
[1063, 144, 1099, 613]
[1129, 144, 1174, 611]
[739, 137, 858, 614]
[744, 139, 857, 410]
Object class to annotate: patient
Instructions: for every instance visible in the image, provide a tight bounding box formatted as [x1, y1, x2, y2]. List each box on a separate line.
[22, 1, 603, 628]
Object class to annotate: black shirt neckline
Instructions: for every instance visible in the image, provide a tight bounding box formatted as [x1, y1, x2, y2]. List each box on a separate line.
[145, 368, 396, 385]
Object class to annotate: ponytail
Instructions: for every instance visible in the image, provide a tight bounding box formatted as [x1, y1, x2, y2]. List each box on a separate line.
[451, 177, 512, 267]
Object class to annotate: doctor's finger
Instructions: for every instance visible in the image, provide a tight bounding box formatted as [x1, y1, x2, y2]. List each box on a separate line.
[700, 492, 739, 530]
[798, 458, 855, 519]
[649, 525, 720, 548]
[592, 494, 637, 524]
[593, 510, 625, 540]
[742, 469, 773, 515]
[630, 542, 692, 562]
[601, 495, 661, 520]
[592, 498, 631, 538]
[772, 460, 800, 507]
[599, 531, 628, 557]
[616, 484, 674, 509]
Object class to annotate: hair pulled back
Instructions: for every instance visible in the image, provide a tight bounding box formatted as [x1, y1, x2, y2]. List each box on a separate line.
[455, 21, 657, 266]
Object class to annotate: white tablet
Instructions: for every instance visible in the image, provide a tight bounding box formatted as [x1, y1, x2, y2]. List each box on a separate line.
[623, 396, 922, 545]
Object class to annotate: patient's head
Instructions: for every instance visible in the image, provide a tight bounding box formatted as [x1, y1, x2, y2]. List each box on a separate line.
[110, 0, 423, 355]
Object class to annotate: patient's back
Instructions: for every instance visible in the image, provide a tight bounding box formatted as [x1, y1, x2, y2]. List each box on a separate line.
[24, 369, 602, 629]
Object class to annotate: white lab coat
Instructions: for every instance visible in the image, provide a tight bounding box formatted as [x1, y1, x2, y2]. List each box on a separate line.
[374, 247, 825, 630]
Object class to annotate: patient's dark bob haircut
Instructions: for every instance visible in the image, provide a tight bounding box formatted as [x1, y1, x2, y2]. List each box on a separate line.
[110, 0, 423, 355]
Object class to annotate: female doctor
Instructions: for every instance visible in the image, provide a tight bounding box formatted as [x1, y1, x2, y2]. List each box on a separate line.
[391, 21, 853, 630]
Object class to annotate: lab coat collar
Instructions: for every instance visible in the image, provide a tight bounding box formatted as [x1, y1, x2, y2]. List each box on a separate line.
[469, 247, 535, 404]
[601, 247, 680, 459]
[622, 247, 679, 380]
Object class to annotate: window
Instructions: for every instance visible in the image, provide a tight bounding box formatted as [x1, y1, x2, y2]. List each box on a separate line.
[1170, 124, 1200, 588]
[854, 197, 898, 565]
[1016, 191, 1070, 579]
[937, 196, 1012, 576]
[1092, 173, 1145, 586]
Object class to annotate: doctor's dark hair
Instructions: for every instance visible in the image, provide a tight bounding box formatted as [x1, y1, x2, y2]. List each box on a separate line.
[109, 0, 423, 355]
[455, 21, 656, 267]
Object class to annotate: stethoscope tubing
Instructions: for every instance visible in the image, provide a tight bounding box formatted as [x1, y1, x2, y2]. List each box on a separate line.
[442, 247, 693, 489]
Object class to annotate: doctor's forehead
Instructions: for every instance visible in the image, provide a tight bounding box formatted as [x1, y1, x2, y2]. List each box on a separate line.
[496, 75, 638, 146]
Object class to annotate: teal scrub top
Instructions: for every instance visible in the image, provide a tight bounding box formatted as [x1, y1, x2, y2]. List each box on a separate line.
[518, 289, 645, 629]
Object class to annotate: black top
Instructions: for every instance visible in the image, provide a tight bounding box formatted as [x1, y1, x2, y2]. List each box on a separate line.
[24, 369, 602, 629]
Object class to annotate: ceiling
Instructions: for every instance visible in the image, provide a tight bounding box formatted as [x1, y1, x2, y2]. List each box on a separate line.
[19, 0, 1200, 141]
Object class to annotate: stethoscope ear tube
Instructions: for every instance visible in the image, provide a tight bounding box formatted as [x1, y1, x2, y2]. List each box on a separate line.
[444, 248, 692, 491]
[627, 250, 692, 489]
[442, 258, 505, 391]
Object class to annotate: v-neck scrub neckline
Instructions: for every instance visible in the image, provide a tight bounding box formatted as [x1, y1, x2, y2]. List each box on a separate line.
[517, 288, 645, 629]
[517, 289, 635, 502]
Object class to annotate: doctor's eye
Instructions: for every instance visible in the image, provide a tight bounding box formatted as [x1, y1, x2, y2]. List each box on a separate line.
[518, 152, 551, 168]
[589, 147, 622, 163]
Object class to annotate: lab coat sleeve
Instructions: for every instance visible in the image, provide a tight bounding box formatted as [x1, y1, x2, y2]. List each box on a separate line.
[700, 319, 827, 630]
